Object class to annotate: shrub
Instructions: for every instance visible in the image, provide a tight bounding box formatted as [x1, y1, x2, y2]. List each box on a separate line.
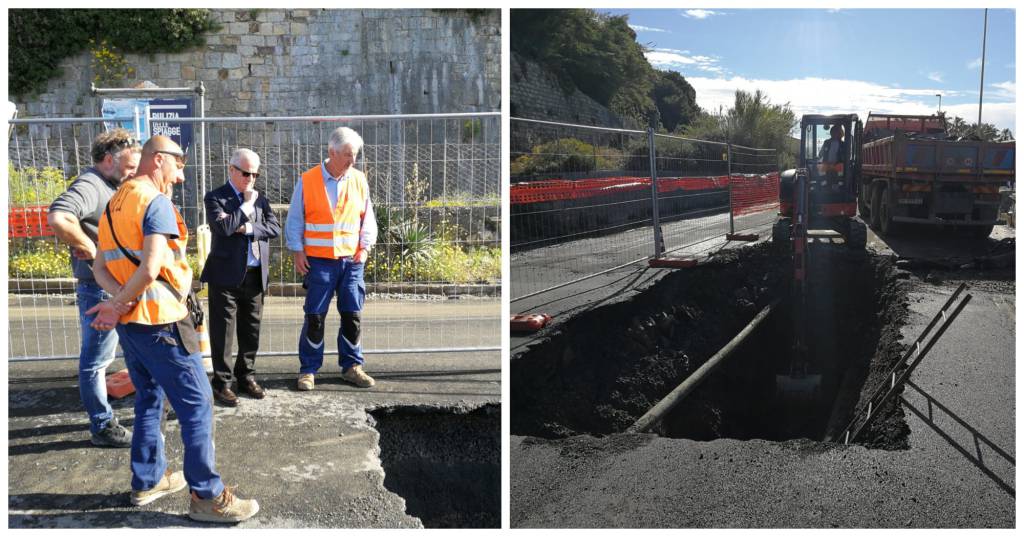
[511, 138, 625, 177]
[8, 163, 70, 206]
[9, 239, 73, 278]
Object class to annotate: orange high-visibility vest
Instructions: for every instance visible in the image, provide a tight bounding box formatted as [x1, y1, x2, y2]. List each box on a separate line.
[301, 164, 368, 259]
[96, 179, 191, 325]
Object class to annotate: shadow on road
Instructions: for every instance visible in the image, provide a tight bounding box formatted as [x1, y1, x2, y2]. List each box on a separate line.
[902, 380, 1015, 498]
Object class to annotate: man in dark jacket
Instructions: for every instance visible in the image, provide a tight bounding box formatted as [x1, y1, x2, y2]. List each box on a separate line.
[200, 148, 281, 406]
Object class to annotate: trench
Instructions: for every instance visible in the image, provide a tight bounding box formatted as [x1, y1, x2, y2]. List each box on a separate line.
[370, 404, 500, 528]
[510, 243, 911, 449]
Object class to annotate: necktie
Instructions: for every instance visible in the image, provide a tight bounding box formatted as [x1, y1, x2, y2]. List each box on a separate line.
[241, 193, 260, 261]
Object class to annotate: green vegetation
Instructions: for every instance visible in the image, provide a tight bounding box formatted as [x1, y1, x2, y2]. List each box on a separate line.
[8, 164, 70, 206]
[9, 9, 219, 97]
[511, 138, 625, 176]
[946, 116, 1014, 142]
[512, 9, 696, 130]
[9, 240, 72, 279]
[683, 90, 798, 169]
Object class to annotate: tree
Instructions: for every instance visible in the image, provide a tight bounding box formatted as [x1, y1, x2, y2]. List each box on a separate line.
[682, 90, 798, 169]
[652, 70, 699, 133]
[946, 115, 1012, 142]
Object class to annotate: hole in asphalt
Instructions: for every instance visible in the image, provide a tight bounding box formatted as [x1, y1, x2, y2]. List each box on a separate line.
[511, 243, 910, 449]
[370, 403, 500, 528]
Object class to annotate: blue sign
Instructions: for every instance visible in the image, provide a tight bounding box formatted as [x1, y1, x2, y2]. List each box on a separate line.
[101, 97, 194, 154]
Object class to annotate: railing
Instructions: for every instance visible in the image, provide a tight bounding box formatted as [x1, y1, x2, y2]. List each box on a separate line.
[510, 117, 779, 304]
[8, 112, 501, 361]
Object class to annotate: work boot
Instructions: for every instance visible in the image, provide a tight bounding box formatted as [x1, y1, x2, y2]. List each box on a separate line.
[212, 386, 239, 407]
[341, 365, 375, 388]
[188, 486, 259, 523]
[130, 469, 186, 506]
[91, 418, 132, 448]
[296, 373, 315, 392]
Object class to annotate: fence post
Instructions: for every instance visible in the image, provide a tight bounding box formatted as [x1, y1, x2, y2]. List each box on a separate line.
[197, 82, 207, 224]
[648, 127, 663, 258]
[727, 142, 735, 235]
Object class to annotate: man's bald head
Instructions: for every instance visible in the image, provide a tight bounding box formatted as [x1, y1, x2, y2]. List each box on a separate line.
[141, 135, 184, 159]
[135, 135, 187, 195]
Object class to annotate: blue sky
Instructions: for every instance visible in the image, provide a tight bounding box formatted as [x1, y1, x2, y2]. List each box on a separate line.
[608, 8, 1016, 133]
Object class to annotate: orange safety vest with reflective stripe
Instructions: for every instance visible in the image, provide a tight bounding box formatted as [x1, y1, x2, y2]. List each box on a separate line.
[96, 179, 192, 325]
[301, 165, 368, 259]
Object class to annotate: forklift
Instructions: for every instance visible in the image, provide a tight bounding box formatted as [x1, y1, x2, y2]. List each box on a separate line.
[773, 114, 868, 400]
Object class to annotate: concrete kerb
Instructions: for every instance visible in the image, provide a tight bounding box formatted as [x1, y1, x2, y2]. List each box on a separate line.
[8, 279, 499, 297]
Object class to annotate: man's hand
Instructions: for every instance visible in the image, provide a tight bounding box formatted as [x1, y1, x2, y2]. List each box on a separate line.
[85, 301, 122, 331]
[71, 244, 96, 261]
[236, 225, 247, 234]
[355, 249, 368, 264]
[242, 190, 259, 203]
[292, 250, 310, 275]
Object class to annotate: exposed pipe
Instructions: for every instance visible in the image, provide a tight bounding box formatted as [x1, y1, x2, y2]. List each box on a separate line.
[628, 300, 779, 433]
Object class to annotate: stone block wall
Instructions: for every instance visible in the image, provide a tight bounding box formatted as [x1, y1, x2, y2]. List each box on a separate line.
[14, 9, 501, 118]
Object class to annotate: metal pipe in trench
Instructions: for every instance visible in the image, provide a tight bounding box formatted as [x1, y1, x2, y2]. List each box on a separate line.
[627, 300, 779, 433]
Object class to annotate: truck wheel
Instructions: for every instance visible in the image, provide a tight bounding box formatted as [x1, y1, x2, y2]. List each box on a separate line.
[971, 224, 994, 239]
[772, 218, 791, 250]
[879, 185, 900, 236]
[869, 184, 883, 230]
[846, 219, 867, 250]
[857, 184, 871, 218]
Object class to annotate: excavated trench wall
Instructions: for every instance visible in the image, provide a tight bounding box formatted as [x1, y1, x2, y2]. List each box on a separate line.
[511, 243, 911, 448]
[371, 404, 500, 528]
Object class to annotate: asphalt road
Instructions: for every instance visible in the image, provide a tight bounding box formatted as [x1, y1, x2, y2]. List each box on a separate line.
[510, 223, 1015, 528]
[8, 347, 500, 528]
[9, 296, 500, 359]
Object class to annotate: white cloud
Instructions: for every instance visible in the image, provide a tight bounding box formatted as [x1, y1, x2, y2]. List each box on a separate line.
[989, 81, 1016, 100]
[645, 48, 726, 75]
[682, 9, 719, 19]
[629, 24, 668, 33]
[683, 75, 1015, 133]
[927, 72, 944, 83]
[967, 57, 983, 70]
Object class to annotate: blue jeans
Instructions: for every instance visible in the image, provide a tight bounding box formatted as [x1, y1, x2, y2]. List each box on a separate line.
[77, 281, 120, 435]
[298, 257, 366, 374]
[117, 322, 224, 498]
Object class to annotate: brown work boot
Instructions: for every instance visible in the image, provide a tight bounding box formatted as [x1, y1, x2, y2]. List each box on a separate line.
[130, 469, 186, 506]
[238, 378, 265, 399]
[296, 373, 315, 391]
[212, 385, 239, 407]
[341, 365, 375, 388]
[188, 486, 259, 523]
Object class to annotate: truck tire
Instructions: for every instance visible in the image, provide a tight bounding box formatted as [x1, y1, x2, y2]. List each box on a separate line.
[772, 218, 791, 250]
[857, 184, 871, 218]
[971, 224, 995, 239]
[846, 219, 867, 251]
[869, 184, 883, 230]
[878, 184, 900, 236]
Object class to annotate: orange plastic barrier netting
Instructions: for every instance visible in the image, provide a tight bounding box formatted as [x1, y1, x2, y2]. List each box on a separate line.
[729, 172, 780, 216]
[510, 175, 731, 205]
[9, 206, 54, 238]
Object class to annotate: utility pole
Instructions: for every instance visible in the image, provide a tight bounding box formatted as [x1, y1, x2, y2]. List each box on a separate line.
[935, 93, 942, 114]
[977, 8, 988, 138]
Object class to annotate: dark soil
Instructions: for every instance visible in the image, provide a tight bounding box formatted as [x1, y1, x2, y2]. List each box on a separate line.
[370, 404, 500, 528]
[511, 242, 913, 450]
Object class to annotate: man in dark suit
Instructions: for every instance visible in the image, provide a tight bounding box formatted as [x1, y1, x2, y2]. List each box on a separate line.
[201, 148, 281, 406]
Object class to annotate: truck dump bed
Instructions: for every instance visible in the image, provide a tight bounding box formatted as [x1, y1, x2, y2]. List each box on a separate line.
[862, 132, 1015, 183]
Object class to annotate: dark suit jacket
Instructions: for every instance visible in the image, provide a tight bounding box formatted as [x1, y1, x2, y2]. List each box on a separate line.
[200, 182, 281, 291]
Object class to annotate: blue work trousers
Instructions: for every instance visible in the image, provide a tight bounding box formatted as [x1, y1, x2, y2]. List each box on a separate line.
[117, 322, 224, 499]
[77, 281, 120, 435]
[298, 256, 366, 374]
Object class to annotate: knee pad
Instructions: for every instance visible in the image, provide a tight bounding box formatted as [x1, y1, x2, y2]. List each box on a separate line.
[340, 311, 361, 345]
[306, 313, 326, 344]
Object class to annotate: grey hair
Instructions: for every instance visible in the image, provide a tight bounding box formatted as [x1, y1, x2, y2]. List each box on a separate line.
[229, 148, 261, 169]
[328, 127, 364, 155]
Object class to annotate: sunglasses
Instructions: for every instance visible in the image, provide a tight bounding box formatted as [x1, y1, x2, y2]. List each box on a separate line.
[155, 150, 187, 169]
[231, 164, 260, 178]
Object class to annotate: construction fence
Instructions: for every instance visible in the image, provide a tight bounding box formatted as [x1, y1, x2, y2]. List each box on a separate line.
[511, 117, 780, 303]
[7, 112, 501, 362]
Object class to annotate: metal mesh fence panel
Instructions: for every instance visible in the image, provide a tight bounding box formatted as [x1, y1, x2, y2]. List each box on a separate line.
[729, 144, 780, 234]
[510, 118, 653, 301]
[7, 113, 500, 361]
[651, 133, 731, 256]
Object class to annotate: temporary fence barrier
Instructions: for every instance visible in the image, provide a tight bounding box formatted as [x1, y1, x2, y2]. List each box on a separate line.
[8, 112, 501, 362]
[511, 117, 780, 304]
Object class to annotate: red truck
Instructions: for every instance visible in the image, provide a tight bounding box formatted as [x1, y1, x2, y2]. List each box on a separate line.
[858, 113, 1014, 238]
